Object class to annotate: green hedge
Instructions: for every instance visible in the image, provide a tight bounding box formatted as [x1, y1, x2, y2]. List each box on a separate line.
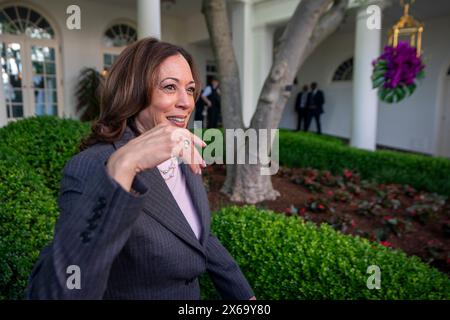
[0, 117, 86, 299]
[278, 130, 450, 196]
[0, 145, 58, 300]
[199, 127, 450, 196]
[0, 116, 90, 196]
[201, 206, 450, 299]
[1, 117, 449, 300]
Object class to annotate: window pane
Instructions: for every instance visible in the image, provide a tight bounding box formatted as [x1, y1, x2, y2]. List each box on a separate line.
[32, 61, 44, 74]
[12, 104, 23, 117]
[46, 89, 57, 104]
[45, 76, 56, 89]
[31, 46, 45, 62]
[37, 19, 49, 30]
[8, 89, 22, 103]
[45, 62, 55, 75]
[103, 53, 112, 66]
[18, 6, 28, 20]
[49, 104, 57, 116]
[4, 7, 18, 21]
[35, 89, 45, 115]
[2, 43, 23, 89]
[0, 12, 17, 35]
[112, 25, 121, 36]
[29, 9, 39, 23]
[32, 74, 44, 88]
[44, 47, 55, 61]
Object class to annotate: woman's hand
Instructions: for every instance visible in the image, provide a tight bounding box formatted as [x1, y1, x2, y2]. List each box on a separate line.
[106, 123, 206, 192]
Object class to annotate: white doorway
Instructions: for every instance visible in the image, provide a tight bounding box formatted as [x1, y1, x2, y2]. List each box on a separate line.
[0, 4, 62, 124]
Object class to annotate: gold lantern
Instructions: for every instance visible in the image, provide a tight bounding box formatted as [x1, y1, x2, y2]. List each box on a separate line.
[388, 0, 424, 57]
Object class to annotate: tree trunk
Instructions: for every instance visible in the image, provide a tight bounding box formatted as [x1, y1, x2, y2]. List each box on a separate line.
[202, 0, 243, 196]
[202, 0, 350, 204]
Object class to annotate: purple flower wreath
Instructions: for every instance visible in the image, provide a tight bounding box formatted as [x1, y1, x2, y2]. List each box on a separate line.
[372, 41, 425, 103]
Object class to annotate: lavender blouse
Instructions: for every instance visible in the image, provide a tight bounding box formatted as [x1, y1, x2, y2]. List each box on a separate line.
[156, 157, 202, 240]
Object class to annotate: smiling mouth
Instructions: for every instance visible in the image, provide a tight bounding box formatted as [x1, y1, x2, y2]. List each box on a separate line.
[166, 116, 187, 127]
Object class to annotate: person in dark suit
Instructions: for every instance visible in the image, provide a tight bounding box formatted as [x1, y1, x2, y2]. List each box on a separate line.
[202, 77, 221, 129]
[26, 38, 255, 300]
[305, 82, 325, 135]
[294, 84, 309, 131]
[194, 88, 205, 123]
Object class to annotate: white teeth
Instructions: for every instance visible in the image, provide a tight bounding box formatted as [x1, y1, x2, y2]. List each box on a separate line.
[167, 117, 184, 123]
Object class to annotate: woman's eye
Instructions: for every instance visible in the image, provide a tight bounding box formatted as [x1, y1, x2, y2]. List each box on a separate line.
[187, 87, 195, 95]
[164, 84, 176, 91]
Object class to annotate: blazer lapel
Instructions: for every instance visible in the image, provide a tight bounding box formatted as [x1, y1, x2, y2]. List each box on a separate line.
[180, 163, 211, 247]
[138, 168, 206, 255]
[112, 127, 206, 255]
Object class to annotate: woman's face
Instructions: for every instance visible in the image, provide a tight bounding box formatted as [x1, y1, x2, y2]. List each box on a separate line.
[135, 54, 196, 132]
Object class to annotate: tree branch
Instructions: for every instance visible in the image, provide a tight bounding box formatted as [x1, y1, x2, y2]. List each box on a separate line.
[303, 0, 350, 64]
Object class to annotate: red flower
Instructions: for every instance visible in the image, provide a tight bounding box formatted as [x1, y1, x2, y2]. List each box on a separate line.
[383, 215, 394, 221]
[300, 207, 306, 215]
[343, 169, 353, 179]
[380, 241, 393, 248]
[327, 191, 334, 197]
[350, 220, 357, 228]
[318, 204, 325, 210]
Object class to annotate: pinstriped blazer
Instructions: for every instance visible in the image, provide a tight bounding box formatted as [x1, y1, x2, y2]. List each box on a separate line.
[26, 127, 254, 300]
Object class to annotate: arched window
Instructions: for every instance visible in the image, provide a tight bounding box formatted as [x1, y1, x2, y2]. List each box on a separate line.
[0, 4, 61, 124]
[0, 5, 55, 39]
[101, 22, 137, 73]
[332, 58, 353, 82]
[103, 23, 137, 47]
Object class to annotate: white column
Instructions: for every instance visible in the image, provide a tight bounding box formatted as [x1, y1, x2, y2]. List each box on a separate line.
[351, 4, 382, 150]
[248, 25, 274, 127]
[232, 0, 253, 127]
[0, 74, 6, 127]
[137, 0, 161, 39]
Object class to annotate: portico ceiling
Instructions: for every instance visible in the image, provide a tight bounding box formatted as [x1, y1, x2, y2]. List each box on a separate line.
[95, 0, 450, 21]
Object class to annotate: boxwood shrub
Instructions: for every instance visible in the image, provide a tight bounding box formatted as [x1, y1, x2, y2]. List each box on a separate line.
[279, 130, 450, 196]
[1, 117, 449, 300]
[198, 128, 450, 195]
[0, 116, 90, 196]
[201, 206, 450, 299]
[0, 145, 59, 300]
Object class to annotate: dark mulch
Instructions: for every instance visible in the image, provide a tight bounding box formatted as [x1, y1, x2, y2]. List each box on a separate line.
[203, 164, 450, 275]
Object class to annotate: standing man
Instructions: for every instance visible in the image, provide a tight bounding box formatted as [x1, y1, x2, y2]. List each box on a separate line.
[201, 76, 221, 129]
[294, 84, 309, 131]
[305, 82, 325, 134]
[194, 88, 205, 124]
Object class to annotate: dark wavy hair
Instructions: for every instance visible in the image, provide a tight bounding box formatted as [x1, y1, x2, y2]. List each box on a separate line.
[79, 37, 201, 151]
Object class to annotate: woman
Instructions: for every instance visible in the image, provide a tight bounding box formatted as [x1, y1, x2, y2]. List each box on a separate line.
[27, 37, 255, 300]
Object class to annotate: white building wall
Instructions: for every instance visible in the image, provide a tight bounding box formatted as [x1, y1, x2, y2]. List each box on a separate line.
[280, 14, 450, 155]
[4, 0, 450, 156]
[378, 15, 450, 155]
[280, 31, 355, 138]
[12, 0, 136, 119]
